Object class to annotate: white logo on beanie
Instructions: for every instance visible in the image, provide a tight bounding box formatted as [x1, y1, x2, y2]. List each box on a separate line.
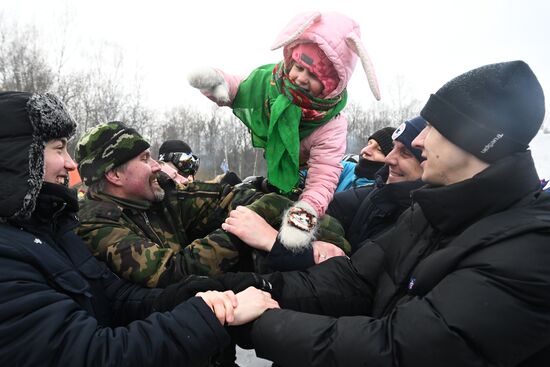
[392, 122, 406, 140]
[480, 133, 504, 154]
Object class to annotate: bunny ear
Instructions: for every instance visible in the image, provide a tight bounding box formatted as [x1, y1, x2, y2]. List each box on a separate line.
[346, 33, 381, 101]
[270, 12, 322, 50]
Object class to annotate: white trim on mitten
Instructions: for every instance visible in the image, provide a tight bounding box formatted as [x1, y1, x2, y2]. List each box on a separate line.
[279, 200, 319, 253]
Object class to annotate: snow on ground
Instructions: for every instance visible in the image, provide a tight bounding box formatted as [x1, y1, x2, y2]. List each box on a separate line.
[236, 131, 550, 367]
[236, 347, 271, 367]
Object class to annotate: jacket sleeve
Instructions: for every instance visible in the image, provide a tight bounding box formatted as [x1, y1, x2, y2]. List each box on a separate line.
[252, 234, 550, 367]
[268, 242, 384, 315]
[0, 256, 229, 367]
[265, 238, 315, 271]
[326, 186, 374, 234]
[78, 217, 243, 288]
[78, 215, 189, 288]
[201, 68, 244, 107]
[299, 116, 347, 216]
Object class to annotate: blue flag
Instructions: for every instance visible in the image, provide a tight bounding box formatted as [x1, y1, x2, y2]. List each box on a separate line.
[220, 159, 229, 173]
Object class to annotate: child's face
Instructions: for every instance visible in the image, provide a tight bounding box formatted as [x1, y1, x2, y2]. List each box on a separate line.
[288, 62, 324, 97]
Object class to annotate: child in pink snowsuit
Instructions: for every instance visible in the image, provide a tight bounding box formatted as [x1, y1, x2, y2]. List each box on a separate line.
[189, 11, 380, 251]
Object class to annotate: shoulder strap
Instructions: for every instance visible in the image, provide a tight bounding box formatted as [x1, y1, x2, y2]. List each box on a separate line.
[408, 198, 550, 296]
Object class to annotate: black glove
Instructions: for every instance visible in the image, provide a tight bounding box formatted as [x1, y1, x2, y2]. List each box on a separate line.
[153, 275, 224, 312]
[215, 272, 273, 293]
[240, 175, 266, 191]
[219, 171, 242, 186]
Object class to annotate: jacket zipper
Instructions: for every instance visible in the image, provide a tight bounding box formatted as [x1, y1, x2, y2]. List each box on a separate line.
[142, 212, 165, 246]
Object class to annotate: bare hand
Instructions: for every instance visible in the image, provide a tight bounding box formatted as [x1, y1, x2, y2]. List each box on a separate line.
[313, 240, 346, 264]
[196, 290, 238, 325]
[228, 287, 280, 326]
[222, 206, 278, 252]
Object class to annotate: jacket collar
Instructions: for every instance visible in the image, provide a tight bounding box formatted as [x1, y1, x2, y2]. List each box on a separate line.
[371, 179, 424, 213]
[89, 191, 151, 211]
[412, 151, 541, 234]
[11, 183, 79, 235]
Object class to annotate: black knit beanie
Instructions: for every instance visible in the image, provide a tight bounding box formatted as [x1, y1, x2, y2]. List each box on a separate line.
[420, 60, 545, 162]
[158, 140, 193, 158]
[368, 126, 395, 156]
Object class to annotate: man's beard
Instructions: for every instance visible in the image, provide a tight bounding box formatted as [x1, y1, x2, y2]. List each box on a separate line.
[152, 186, 165, 202]
[150, 175, 165, 202]
[354, 157, 385, 180]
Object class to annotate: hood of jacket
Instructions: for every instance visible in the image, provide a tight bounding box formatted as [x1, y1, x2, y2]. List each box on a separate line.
[271, 11, 380, 100]
[0, 91, 76, 220]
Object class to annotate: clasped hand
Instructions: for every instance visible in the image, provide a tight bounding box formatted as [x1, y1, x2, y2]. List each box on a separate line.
[196, 286, 279, 325]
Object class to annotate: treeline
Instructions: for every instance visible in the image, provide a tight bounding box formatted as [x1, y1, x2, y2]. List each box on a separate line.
[0, 15, 422, 179]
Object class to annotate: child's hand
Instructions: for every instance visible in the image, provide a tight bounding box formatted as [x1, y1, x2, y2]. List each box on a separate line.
[187, 67, 230, 103]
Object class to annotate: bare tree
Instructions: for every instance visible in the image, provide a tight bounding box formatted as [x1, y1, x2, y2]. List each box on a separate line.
[0, 19, 54, 93]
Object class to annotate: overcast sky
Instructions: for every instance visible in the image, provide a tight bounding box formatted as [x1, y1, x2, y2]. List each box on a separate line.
[2, 0, 550, 123]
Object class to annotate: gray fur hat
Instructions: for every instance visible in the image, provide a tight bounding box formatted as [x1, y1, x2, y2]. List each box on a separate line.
[0, 91, 76, 219]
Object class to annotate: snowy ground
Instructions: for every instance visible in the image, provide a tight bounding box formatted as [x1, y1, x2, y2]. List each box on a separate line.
[235, 131, 550, 367]
[236, 347, 271, 367]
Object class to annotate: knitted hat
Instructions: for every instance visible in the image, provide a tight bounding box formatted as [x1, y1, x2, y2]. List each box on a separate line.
[0, 91, 76, 219]
[392, 116, 427, 162]
[158, 139, 199, 176]
[420, 60, 545, 162]
[158, 139, 193, 158]
[368, 126, 395, 156]
[75, 121, 150, 185]
[291, 43, 339, 97]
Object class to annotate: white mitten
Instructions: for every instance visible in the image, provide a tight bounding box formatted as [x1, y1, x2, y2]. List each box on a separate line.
[278, 200, 319, 253]
[187, 67, 230, 103]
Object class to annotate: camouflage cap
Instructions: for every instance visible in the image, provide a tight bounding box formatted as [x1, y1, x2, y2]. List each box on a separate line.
[75, 121, 150, 185]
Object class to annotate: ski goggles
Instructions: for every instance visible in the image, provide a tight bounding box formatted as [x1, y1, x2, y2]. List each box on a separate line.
[159, 152, 200, 177]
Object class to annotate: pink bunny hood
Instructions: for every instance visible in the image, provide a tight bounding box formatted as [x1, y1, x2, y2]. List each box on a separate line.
[271, 11, 381, 100]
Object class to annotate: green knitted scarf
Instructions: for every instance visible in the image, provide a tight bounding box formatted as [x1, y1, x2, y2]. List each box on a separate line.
[232, 62, 347, 194]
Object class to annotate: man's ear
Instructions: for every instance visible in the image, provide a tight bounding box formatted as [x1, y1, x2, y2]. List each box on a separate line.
[104, 169, 124, 187]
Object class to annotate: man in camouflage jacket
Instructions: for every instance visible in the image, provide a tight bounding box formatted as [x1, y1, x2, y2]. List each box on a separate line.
[75, 121, 349, 288]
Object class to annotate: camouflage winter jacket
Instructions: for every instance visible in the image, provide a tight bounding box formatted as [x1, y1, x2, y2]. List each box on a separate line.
[76, 181, 262, 288]
[77, 180, 351, 288]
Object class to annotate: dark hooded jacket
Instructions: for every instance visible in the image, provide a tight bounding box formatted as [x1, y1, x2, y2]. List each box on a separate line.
[326, 165, 424, 252]
[0, 91, 228, 366]
[250, 151, 550, 367]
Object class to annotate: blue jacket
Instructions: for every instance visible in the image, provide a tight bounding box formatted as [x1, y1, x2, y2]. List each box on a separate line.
[0, 186, 228, 366]
[335, 161, 373, 192]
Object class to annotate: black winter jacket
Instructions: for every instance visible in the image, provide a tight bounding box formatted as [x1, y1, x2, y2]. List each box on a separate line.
[265, 173, 421, 271]
[327, 178, 424, 251]
[0, 184, 229, 366]
[251, 151, 550, 367]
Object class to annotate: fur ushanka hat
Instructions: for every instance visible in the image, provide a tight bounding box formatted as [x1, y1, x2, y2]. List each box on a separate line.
[0, 91, 76, 220]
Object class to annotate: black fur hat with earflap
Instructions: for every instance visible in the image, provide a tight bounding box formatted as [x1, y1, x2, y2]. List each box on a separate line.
[0, 91, 76, 220]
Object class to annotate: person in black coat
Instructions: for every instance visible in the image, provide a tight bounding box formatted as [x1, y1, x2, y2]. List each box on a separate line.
[233, 61, 550, 366]
[0, 91, 278, 366]
[326, 116, 427, 253]
[221, 116, 427, 268]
